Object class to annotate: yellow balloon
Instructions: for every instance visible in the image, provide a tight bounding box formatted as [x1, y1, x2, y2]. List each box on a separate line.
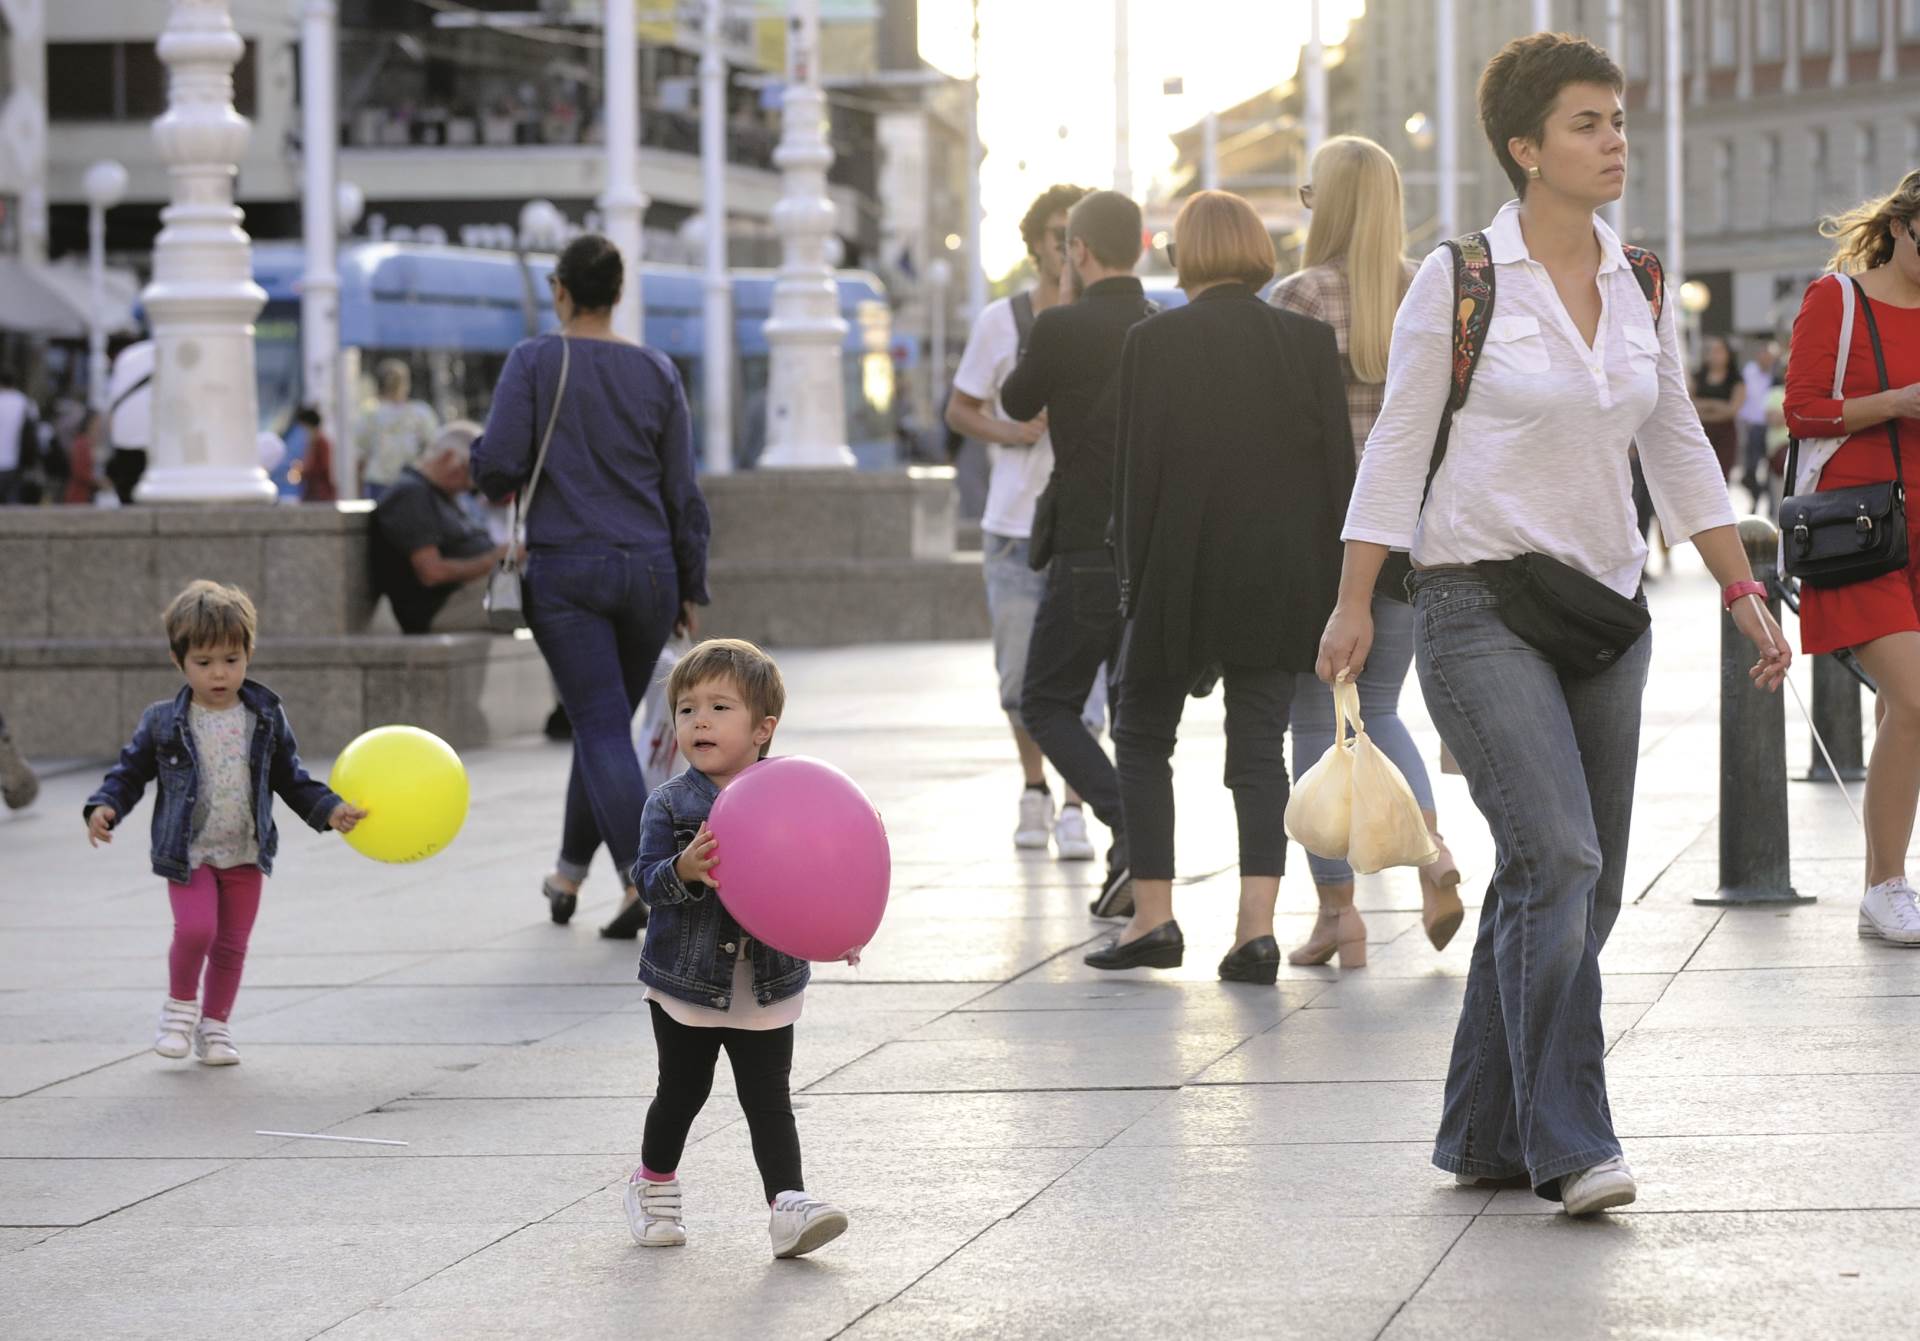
[326, 725, 470, 864]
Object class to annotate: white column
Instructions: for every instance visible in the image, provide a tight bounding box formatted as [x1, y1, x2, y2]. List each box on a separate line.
[1303, 0, 1327, 163]
[602, 0, 647, 341]
[1113, 0, 1132, 196]
[1784, 0, 1801, 91]
[1201, 110, 1221, 191]
[964, 0, 985, 320]
[136, 0, 275, 504]
[1736, 0, 1754, 98]
[83, 161, 128, 416]
[1607, 0, 1626, 235]
[1691, 0, 1710, 104]
[760, 0, 851, 469]
[1533, 0, 1552, 30]
[1664, 0, 1687, 354]
[700, 0, 732, 474]
[926, 255, 951, 449]
[1882, 0, 1898, 81]
[300, 0, 342, 444]
[1436, 0, 1457, 239]
[1830, 0, 1847, 87]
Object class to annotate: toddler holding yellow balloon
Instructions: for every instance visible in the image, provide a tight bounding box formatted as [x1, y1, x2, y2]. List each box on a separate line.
[84, 581, 366, 1066]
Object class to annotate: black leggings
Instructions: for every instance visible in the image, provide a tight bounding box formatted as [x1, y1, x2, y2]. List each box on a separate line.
[641, 1001, 802, 1203]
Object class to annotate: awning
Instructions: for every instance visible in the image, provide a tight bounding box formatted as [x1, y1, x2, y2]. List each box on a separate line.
[0, 256, 142, 339]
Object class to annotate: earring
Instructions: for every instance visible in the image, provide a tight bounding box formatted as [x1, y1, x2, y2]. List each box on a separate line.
[1526, 165, 1542, 180]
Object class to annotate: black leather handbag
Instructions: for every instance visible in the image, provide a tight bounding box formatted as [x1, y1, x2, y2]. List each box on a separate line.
[1779, 278, 1907, 590]
[1476, 552, 1651, 678]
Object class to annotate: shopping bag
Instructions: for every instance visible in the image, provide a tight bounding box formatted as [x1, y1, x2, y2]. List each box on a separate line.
[634, 639, 690, 793]
[1283, 679, 1358, 860]
[1346, 690, 1439, 876]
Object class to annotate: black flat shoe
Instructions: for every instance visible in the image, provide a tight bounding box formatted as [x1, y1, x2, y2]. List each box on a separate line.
[599, 899, 649, 940]
[542, 879, 578, 926]
[1218, 935, 1281, 985]
[1084, 919, 1184, 971]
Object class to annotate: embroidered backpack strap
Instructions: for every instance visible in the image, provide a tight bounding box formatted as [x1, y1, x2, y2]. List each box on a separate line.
[1446, 231, 1496, 412]
[1621, 244, 1665, 326]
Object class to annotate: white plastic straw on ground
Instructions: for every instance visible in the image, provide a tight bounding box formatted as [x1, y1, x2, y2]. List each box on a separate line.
[255, 1131, 410, 1146]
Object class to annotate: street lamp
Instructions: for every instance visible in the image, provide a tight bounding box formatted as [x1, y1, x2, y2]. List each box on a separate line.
[1679, 278, 1711, 367]
[82, 160, 128, 415]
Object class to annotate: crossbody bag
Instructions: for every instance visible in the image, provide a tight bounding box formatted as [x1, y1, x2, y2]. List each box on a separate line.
[484, 336, 571, 633]
[1778, 277, 1906, 589]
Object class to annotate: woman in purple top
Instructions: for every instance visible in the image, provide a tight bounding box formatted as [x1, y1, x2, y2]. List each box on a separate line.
[473, 234, 712, 939]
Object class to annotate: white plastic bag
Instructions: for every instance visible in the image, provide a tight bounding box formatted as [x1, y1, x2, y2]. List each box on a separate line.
[1283, 680, 1356, 859]
[1285, 679, 1439, 874]
[634, 639, 690, 793]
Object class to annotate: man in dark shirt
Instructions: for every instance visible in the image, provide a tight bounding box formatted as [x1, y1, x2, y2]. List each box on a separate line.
[1000, 190, 1154, 918]
[371, 421, 507, 633]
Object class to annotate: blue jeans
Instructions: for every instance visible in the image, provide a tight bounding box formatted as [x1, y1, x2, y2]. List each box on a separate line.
[983, 532, 1105, 729]
[1411, 570, 1650, 1198]
[1289, 594, 1435, 886]
[525, 546, 678, 880]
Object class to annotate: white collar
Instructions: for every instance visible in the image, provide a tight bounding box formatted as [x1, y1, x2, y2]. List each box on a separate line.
[1484, 199, 1629, 274]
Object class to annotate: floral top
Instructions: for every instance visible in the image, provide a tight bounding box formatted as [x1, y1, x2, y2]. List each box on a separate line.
[187, 702, 259, 870]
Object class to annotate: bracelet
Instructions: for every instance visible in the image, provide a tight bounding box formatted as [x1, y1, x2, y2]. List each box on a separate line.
[1721, 579, 1767, 609]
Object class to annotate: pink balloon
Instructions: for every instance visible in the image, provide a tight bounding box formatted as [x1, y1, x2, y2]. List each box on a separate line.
[705, 756, 891, 962]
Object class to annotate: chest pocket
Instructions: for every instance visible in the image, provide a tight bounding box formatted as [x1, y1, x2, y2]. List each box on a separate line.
[1483, 314, 1550, 375]
[1622, 323, 1659, 369]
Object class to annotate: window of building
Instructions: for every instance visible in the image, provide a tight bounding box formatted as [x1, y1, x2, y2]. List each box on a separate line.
[0, 12, 12, 108]
[48, 41, 256, 121]
[1755, 0, 1786, 58]
[1809, 127, 1831, 212]
[1625, 0, 1650, 78]
[1852, 0, 1881, 45]
[1857, 123, 1878, 197]
[1710, 0, 1737, 65]
[1905, 0, 1920, 39]
[1760, 133, 1781, 225]
[1804, 0, 1833, 52]
[1713, 140, 1734, 229]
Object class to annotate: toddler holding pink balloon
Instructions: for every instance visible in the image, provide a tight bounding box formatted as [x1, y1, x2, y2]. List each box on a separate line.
[620, 638, 851, 1259]
[83, 581, 366, 1066]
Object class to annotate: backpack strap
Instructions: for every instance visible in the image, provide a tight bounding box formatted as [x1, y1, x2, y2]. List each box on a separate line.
[1445, 231, 1496, 415]
[1010, 289, 1037, 360]
[1621, 244, 1665, 326]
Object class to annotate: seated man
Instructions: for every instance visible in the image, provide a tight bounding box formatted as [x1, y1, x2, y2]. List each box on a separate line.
[370, 421, 506, 633]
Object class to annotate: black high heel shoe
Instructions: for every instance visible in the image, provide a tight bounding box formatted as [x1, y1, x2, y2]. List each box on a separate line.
[542, 878, 578, 926]
[1084, 919, 1184, 971]
[1217, 935, 1281, 985]
[599, 896, 649, 940]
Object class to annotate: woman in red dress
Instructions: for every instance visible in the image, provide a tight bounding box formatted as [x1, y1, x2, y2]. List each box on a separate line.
[1784, 170, 1920, 946]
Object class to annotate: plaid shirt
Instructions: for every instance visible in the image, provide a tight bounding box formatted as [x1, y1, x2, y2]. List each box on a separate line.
[1269, 259, 1416, 459]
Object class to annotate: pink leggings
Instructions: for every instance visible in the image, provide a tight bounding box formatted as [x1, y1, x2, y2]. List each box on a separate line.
[167, 864, 263, 1022]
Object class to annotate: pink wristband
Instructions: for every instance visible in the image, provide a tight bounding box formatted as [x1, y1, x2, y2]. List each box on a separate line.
[1722, 580, 1767, 609]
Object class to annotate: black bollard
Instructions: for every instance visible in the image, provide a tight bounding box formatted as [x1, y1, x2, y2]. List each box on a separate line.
[1804, 652, 1867, 782]
[1698, 516, 1816, 906]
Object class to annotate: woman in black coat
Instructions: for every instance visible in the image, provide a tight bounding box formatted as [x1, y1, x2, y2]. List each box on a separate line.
[1087, 189, 1356, 984]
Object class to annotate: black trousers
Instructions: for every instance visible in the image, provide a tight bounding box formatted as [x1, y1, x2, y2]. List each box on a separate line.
[642, 1000, 802, 1203]
[1019, 549, 1125, 836]
[1114, 661, 1293, 881]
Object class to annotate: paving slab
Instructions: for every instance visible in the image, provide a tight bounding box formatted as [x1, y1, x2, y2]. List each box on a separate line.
[0, 1157, 226, 1227]
[0, 1043, 144, 1098]
[805, 1031, 1249, 1094]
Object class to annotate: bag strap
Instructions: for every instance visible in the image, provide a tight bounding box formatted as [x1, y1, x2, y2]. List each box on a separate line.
[1849, 276, 1905, 494]
[1784, 273, 1857, 492]
[509, 336, 571, 556]
[1011, 290, 1037, 360]
[1621, 244, 1665, 326]
[1411, 232, 1496, 508]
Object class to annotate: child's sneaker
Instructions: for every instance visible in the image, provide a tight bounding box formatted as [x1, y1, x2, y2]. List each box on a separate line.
[154, 998, 198, 1059]
[1053, 804, 1096, 861]
[192, 1017, 240, 1066]
[623, 1174, 686, 1247]
[769, 1190, 848, 1258]
[1015, 788, 1053, 850]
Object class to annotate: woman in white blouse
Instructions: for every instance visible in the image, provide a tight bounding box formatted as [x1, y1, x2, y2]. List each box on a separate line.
[1316, 33, 1789, 1217]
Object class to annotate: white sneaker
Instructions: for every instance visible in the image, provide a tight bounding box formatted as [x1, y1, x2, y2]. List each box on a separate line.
[623, 1174, 686, 1247]
[1014, 789, 1054, 850]
[769, 1190, 848, 1259]
[1559, 1156, 1637, 1215]
[154, 998, 197, 1059]
[192, 1017, 239, 1066]
[1858, 879, 1920, 946]
[1053, 804, 1096, 861]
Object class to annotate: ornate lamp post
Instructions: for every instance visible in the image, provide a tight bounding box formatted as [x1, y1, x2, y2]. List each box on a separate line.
[135, 0, 275, 504]
[760, 0, 851, 470]
[83, 160, 128, 416]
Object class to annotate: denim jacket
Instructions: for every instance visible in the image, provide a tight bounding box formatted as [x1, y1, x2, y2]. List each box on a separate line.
[628, 767, 810, 1011]
[84, 681, 343, 882]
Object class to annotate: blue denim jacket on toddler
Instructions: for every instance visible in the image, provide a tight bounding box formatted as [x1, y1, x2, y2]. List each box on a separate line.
[629, 766, 810, 1011]
[84, 680, 344, 882]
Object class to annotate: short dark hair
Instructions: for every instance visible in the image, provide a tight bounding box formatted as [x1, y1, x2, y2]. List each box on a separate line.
[1019, 184, 1091, 259]
[554, 233, 623, 312]
[1067, 191, 1144, 270]
[1477, 33, 1623, 196]
[295, 405, 322, 428]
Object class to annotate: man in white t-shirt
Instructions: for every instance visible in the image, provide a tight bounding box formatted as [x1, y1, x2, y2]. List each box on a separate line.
[0, 370, 38, 504]
[946, 184, 1098, 862]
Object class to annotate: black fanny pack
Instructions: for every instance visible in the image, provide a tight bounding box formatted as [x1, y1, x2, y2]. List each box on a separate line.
[1778, 277, 1906, 590]
[1475, 553, 1650, 678]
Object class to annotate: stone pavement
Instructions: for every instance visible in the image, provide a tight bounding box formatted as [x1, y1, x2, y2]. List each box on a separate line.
[2, 562, 1916, 1340]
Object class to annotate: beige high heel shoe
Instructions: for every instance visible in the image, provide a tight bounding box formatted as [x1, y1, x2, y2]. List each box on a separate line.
[1287, 894, 1368, 969]
[1421, 839, 1465, 951]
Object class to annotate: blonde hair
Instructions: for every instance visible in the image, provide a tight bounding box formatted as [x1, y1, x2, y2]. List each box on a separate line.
[164, 580, 258, 663]
[1302, 136, 1408, 383]
[1173, 190, 1277, 293]
[1821, 169, 1920, 274]
[666, 638, 786, 758]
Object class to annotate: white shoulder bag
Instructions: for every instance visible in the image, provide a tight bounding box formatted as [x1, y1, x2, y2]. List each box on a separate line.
[485, 337, 571, 633]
